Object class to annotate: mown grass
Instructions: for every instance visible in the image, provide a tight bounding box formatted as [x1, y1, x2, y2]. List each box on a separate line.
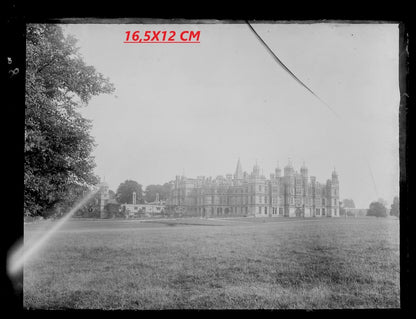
[23, 217, 399, 309]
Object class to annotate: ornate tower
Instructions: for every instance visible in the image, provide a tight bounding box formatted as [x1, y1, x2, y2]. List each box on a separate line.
[310, 176, 317, 217]
[284, 159, 295, 217]
[331, 168, 340, 216]
[132, 191, 137, 205]
[99, 181, 109, 219]
[300, 162, 310, 216]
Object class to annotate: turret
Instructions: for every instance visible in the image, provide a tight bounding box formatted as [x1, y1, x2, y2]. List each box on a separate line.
[99, 181, 109, 219]
[234, 158, 243, 180]
[252, 161, 260, 177]
[331, 167, 339, 203]
[284, 159, 294, 177]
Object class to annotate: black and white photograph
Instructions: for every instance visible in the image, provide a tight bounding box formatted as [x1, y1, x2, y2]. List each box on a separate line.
[9, 18, 406, 310]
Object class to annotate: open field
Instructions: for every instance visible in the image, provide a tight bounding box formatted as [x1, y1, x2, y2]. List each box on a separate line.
[23, 217, 400, 309]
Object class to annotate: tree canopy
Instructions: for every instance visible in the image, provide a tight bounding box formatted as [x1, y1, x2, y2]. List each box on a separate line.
[116, 180, 143, 204]
[25, 24, 114, 217]
[367, 201, 388, 218]
[144, 183, 172, 203]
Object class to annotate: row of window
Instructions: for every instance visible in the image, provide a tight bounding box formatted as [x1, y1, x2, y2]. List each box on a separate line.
[198, 207, 249, 214]
[194, 206, 338, 217]
[178, 186, 337, 197]
[193, 184, 274, 194]
[177, 196, 338, 207]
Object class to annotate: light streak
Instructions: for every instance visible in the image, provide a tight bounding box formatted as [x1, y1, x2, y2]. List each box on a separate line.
[7, 187, 100, 277]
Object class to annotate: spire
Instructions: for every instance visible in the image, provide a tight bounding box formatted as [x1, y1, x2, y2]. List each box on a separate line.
[234, 158, 243, 179]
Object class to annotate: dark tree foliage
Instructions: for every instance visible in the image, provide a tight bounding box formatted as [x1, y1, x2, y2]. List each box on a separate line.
[367, 201, 388, 217]
[144, 183, 172, 203]
[390, 196, 399, 217]
[25, 24, 115, 217]
[116, 180, 143, 204]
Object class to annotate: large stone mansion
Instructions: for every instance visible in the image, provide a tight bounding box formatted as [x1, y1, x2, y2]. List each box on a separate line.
[165, 159, 340, 218]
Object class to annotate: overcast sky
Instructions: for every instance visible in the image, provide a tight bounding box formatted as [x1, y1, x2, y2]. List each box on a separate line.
[62, 22, 399, 208]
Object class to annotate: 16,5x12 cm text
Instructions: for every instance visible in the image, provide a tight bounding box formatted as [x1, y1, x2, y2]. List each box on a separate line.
[124, 31, 200, 43]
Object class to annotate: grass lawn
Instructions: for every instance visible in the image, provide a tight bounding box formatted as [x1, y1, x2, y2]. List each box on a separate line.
[23, 217, 400, 309]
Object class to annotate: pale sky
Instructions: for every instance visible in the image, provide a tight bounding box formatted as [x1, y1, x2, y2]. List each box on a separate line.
[62, 22, 400, 208]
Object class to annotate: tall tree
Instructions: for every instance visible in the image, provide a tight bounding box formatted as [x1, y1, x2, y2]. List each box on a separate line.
[25, 24, 114, 217]
[367, 201, 388, 217]
[116, 180, 143, 204]
[144, 182, 172, 202]
[390, 196, 399, 218]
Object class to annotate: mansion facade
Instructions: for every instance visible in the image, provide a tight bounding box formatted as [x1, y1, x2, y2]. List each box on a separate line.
[165, 159, 340, 218]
